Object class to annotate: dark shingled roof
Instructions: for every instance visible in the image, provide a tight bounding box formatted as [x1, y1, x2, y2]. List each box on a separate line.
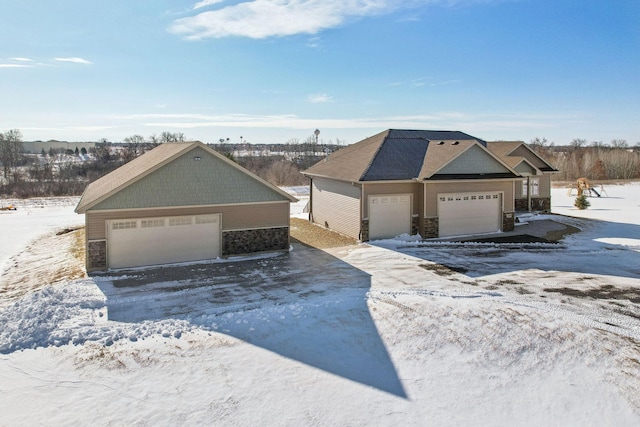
[362, 130, 487, 181]
[303, 129, 508, 182]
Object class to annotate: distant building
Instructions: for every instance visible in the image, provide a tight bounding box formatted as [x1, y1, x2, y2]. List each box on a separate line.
[22, 140, 96, 154]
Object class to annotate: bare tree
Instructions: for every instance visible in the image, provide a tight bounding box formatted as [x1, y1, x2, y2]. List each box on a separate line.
[610, 139, 628, 149]
[570, 138, 587, 149]
[159, 131, 186, 143]
[122, 134, 145, 162]
[0, 129, 24, 182]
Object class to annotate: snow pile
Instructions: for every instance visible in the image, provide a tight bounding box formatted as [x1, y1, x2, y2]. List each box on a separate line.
[0, 280, 194, 353]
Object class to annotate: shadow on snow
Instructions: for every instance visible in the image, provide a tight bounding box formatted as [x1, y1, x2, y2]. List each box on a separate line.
[93, 243, 407, 398]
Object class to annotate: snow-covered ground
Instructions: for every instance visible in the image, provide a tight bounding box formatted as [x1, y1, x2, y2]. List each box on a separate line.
[0, 184, 639, 426]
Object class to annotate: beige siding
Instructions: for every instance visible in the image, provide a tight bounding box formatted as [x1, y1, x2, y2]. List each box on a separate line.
[362, 182, 422, 218]
[424, 181, 515, 216]
[515, 174, 551, 198]
[538, 173, 551, 197]
[515, 179, 526, 198]
[86, 202, 290, 240]
[511, 145, 548, 169]
[311, 178, 361, 239]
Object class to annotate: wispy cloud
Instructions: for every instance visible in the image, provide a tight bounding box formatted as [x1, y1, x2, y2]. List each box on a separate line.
[1, 57, 36, 68]
[193, 0, 225, 10]
[169, 0, 397, 40]
[306, 36, 323, 49]
[54, 57, 93, 65]
[114, 111, 571, 132]
[390, 76, 462, 87]
[307, 93, 333, 103]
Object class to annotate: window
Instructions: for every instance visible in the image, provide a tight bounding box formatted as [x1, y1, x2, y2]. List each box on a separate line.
[523, 178, 540, 196]
[195, 215, 219, 224]
[169, 217, 192, 226]
[141, 219, 164, 228]
[112, 220, 137, 230]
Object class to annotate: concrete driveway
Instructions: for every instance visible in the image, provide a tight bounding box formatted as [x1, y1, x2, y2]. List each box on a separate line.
[92, 242, 371, 322]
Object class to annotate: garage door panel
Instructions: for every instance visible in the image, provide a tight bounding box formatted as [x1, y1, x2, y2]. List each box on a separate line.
[108, 214, 220, 269]
[438, 192, 501, 237]
[369, 194, 411, 240]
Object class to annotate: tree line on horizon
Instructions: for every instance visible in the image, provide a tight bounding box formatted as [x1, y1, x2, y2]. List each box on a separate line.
[528, 137, 640, 181]
[1, 129, 639, 198]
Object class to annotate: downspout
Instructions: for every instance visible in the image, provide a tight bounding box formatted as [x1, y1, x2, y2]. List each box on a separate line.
[360, 182, 365, 240]
[527, 176, 532, 212]
[309, 177, 313, 222]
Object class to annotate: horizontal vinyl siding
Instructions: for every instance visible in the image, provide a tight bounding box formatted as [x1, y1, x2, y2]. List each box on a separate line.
[437, 145, 510, 175]
[362, 182, 422, 218]
[511, 145, 548, 170]
[539, 174, 551, 197]
[311, 178, 361, 240]
[91, 147, 289, 210]
[424, 181, 514, 216]
[86, 202, 289, 240]
[515, 174, 551, 199]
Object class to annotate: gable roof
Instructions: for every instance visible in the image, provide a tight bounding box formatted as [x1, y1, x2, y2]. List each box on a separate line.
[487, 141, 558, 173]
[75, 141, 296, 213]
[303, 129, 518, 182]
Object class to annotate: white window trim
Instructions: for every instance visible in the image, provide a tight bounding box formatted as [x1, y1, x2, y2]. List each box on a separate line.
[523, 178, 540, 197]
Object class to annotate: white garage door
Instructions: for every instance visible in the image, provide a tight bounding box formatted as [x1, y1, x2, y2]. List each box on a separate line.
[369, 194, 411, 240]
[107, 214, 221, 269]
[438, 192, 501, 237]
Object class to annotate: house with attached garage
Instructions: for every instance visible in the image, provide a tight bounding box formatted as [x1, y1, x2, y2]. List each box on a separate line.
[302, 129, 535, 241]
[486, 141, 558, 212]
[75, 141, 297, 272]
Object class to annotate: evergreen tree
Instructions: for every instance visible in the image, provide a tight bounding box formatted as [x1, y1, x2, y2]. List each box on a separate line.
[574, 195, 590, 210]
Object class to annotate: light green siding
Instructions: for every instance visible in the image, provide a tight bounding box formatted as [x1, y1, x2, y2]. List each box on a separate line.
[92, 147, 288, 210]
[438, 145, 511, 175]
[515, 162, 537, 175]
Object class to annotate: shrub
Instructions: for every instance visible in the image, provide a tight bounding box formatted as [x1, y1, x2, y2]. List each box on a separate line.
[574, 195, 590, 210]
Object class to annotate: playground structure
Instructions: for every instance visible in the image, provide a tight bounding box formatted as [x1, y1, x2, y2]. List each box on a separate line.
[566, 177, 608, 197]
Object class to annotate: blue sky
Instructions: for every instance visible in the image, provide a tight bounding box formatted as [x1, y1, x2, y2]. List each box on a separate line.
[1, 0, 639, 145]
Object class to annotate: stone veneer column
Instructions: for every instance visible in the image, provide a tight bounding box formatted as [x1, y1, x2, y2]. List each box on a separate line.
[532, 197, 551, 212]
[502, 212, 515, 232]
[87, 240, 107, 271]
[360, 219, 369, 242]
[411, 215, 420, 236]
[423, 217, 439, 238]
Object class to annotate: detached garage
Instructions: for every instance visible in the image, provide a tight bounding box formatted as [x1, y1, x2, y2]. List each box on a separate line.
[75, 141, 296, 271]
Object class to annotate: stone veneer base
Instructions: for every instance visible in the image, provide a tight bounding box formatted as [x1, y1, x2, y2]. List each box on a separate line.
[223, 227, 289, 256]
